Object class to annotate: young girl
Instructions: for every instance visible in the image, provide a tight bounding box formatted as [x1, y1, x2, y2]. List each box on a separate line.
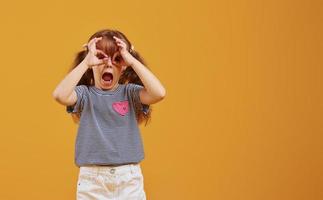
[53, 29, 166, 200]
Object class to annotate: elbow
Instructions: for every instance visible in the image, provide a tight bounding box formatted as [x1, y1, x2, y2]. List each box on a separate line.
[52, 90, 65, 103]
[160, 88, 166, 99]
[52, 90, 60, 101]
[156, 87, 166, 101]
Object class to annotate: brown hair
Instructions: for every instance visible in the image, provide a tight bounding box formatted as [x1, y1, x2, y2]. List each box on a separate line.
[68, 29, 152, 125]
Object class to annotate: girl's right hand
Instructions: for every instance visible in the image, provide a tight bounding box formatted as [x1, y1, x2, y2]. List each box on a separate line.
[82, 37, 109, 68]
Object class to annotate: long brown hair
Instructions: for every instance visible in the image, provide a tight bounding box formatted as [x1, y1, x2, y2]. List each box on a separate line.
[68, 29, 152, 125]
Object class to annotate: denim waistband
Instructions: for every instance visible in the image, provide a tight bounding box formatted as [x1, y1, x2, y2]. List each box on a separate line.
[79, 163, 141, 176]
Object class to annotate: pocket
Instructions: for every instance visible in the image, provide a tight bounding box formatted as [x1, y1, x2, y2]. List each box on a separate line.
[134, 173, 146, 200]
[112, 100, 129, 116]
[129, 168, 144, 188]
[77, 174, 89, 191]
[124, 171, 145, 200]
[76, 173, 97, 194]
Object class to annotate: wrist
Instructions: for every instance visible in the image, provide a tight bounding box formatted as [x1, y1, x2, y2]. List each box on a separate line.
[80, 57, 91, 69]
[81, 54, 91, 68]
[127, 55, 137, 67]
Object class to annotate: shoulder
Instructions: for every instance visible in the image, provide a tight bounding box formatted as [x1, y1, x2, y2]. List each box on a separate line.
[73, 85, 90, 97]
[76, 85, 90, 92]
[125, 83, 144, 91]
[125, 83, 144, 99]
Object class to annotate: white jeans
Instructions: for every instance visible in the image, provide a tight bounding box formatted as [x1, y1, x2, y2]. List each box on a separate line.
[76, 163, 146, 200]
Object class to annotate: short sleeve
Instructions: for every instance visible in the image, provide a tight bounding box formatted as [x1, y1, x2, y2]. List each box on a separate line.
[126, 83, 150, 114]
[66, 85, 88, 114]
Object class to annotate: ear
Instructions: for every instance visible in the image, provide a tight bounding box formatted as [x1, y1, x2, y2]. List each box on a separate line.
[121, 65, 127, 73]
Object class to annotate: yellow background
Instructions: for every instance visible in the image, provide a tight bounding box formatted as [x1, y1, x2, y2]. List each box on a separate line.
[0, 0, 322, 199]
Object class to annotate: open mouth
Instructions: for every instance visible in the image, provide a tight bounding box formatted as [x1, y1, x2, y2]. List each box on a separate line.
[102, 72, 113, 85]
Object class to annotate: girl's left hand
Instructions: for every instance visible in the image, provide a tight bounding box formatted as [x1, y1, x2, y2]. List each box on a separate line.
[113, 36, 135, 66]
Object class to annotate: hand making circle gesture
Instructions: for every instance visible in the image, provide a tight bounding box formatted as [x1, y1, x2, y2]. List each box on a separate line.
[113, 36, 135, 66]
[83, 37, 109, 68]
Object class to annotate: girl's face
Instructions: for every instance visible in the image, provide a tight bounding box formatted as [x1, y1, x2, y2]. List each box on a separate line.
[92, 39, 127, 90]
[92, 52, 127, 91]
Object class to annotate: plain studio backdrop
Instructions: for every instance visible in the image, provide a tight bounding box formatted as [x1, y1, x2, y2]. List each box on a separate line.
[0, 0, 322, 199]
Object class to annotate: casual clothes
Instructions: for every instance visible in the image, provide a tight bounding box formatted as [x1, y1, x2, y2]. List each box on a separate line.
[77, 163, 146, 200]
[66, 84, 148, 167]
[66, 84, 149, 200]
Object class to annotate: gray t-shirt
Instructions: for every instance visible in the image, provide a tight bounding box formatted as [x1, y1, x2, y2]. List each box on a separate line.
[66, 83, 147, 167]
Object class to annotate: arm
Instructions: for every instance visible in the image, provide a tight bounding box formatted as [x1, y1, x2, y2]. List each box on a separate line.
[52, 60, 88, 106]
[52, 37, 108, 106]
[113, 36, 166, 105]
[129, 58, 166, 105]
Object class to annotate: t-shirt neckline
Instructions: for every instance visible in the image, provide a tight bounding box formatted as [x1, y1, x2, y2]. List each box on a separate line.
[90, 84, 123, 95]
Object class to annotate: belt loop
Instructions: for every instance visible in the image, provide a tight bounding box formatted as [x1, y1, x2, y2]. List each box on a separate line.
[130, 164, 134, 174]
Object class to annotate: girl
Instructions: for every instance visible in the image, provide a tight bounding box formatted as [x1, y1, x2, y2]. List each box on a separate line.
[53, 29, 166, 200]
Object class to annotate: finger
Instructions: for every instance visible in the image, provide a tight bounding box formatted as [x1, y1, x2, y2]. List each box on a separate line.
[93, 37, 104, 52]
[94, 37, 103, 43]
[96, 58, 109, 66]
[87, 40, 96, 52]
[115, 39, 123, 44]
[113, 36, 126, 45]
[88, 37, 97, 46]
[115, 39, 126, 46]
[89, 58, 107, 68]
[88, 37, 102, 50]
[95, 49, 108, 57]
[115, 40, 128, 50]
[91, 36, 102, 42]
[116, 42, 127, 49]
[114, 39, 124, 46]
[113, 36, 120, 41]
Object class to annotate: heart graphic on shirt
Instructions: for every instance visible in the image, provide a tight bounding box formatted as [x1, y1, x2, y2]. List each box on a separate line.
[112, 101, 129, 116]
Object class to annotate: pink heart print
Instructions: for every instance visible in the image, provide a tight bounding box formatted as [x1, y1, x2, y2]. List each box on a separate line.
[112, 101, 129, 116]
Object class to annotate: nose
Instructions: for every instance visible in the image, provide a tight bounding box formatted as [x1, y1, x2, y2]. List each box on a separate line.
[105, 57, 113, 67]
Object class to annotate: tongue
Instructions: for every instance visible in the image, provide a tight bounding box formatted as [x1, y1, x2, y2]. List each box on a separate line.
[102, 73, 113, 81]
